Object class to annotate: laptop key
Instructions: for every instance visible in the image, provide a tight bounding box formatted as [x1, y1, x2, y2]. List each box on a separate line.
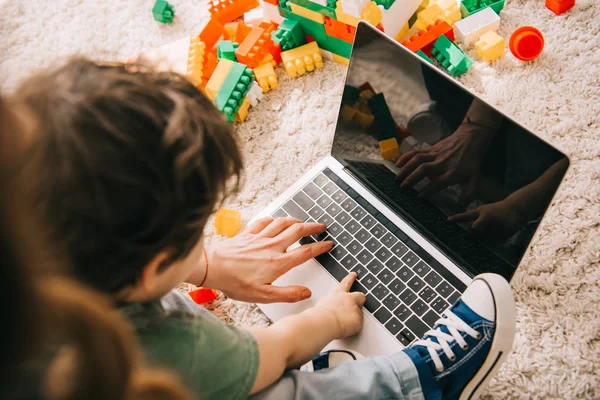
[327, 222, 343, 237]
[374, 247, 392, 263]
[383, 294, 400, 311]
[340, 198, 357, 213]
[447, 290, 461, 304]
[360, 215, 377, 229]
[355, 228, 372, 244]
[397, 266, 414, 282]
[272, 208, 288, 218]
[356, 250, 371, 265]
[431, 297, 450, 314]
[410, 299, 428, 316]
[413, 261, 431, 277]
[396, 331, 414, 346]
[322, 182, 338, 196]
[336, 231, 353, 247]
[418, 286, 437, 303]
[406, 316, 429, 338]
[365, 237, 382, 253]
[377, 269, 394, 285]
[399, 289, 417, 306]
[350, 207, 366, 221]
[326, 203, 342, 217]
[374, 307, 392, 324]
[385, 256, 402, 272]
[408, 276, 426, 292]
[372, 283, 390, 300]
[422, 310, 440, 327]
[331, 189, 347, 204]
[370, 223, 385, 238]
[399, 328, 416, 343]
[389, 278, 405, 295]
[364, 294, 381, 313]
[340, 255, 358, 270]
[315, 253, 346, 281]
[308, 206, 325, 219]
[381, 232, 398, 248]
[437, 282, 453, 298]
[401, 251, 419, 267]
[293, 191, 314, 210]
[391, 242, 409, 258]
[350, 280, 367, 295]
[366, 260, 384, 275]
[362, 273, 378, 290]
[283, 200, 308, 221]
[345, 220, 361, 234]
[330, 246, 348, 261]
[299, 236, 315, 245]
[352, 264, 368, 279]
[346, 187, 359, 199]
[313, 174, 329, 187]
[394, 304, 411, 321]
[317, 213, 334, 226]
[424, 270, 443, 287]
[317, 196, 332, 209]
[336, 211, 351, 225]
[347, 240, 363, 255]
[385, 318, 403, 335]
[303, 182, 322, 199]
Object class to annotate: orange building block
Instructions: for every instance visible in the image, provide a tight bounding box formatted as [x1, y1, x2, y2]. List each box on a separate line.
[199, 18, 225, 50]
[189, 288, 218, 304]
[214, 208, 242, 237]
[379, 138, 401, 161]
[185, 37, 206, 87]
[263, 0, 278, 4]
[324, 17, 356, 43]
[209, 0, 260, 24]
[401, 20, 453, 57]
[235, 26, 278, 68]
[202, 52, 219, 86]
[545, 0, 574, 15]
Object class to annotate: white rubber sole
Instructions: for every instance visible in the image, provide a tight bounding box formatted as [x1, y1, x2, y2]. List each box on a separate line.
[458, 273, 517, 400]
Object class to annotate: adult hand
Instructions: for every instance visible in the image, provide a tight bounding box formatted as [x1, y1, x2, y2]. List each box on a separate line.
[395, 123, 494, 199]
[202, 217, 333, 304]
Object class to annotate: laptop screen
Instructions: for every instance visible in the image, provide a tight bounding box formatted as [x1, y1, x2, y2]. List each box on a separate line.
[331, 22, 569, 281]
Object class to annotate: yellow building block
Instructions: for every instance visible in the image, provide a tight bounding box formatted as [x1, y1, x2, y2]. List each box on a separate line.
[259, 54, 276, 67]
[205, 59, 234, 100]
[281, 42, 324, 77]
[336, 1, 360, 26]
[361, 2, 382, 26]
[354, 111, 374, 128]
[214, 208, 242, 238]
[395, 22, 409, 41]
[341, 105, 357, 123]
[475, 31, 505, 62]
[414, 0, 460, 31]
[290, 3, 325, 23]
[253, 63, 278, 92]
[235, 98, 251, 122]
[333, 53, 349, 66]
[379, 138, 401, 161]
[185, 37, 206, 87]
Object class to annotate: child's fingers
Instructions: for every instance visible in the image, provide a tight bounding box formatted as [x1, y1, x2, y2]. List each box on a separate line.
[245, 217, 274, 234]
[350, 291, 367, 306]
[259, 217, 303, 238]
[336, 272, 357, 292]
[447, 209, 479, 223]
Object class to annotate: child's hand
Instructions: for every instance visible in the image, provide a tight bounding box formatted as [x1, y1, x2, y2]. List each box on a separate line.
[315, 273, 366, 339]
[448, 199, 525, 242]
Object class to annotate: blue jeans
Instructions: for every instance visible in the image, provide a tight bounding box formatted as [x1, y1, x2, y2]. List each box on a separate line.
[250, 351, 424, 400]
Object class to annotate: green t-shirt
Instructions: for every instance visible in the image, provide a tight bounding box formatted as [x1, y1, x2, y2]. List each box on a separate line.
[120, 290, 259, 400]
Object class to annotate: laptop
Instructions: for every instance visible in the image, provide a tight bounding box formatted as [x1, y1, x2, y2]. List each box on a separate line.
[253, 22, 570, 356]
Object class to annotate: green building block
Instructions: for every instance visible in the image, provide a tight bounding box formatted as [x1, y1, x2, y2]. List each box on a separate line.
[431, 35, 473, 77]
[460, 0, 504, 17]
[342, 85, 361, 106]
[373, 0, 396, 10]
[279, 0, 292, 10]
[417, 50, 434, 64]
[214, 63, 254, 122]
[408, 12, 417, 28]
[272, 19, 306, 51]
[290, 0, 336, 18]
[286, 12, 328, 44]
[321, 34, 352, 58]
[152, 0, 175, 23]
[218, 41, 239, 61]
[367, 93, 397, 140]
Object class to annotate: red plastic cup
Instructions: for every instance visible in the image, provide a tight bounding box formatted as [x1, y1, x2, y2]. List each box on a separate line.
[509, 26, 544, 61]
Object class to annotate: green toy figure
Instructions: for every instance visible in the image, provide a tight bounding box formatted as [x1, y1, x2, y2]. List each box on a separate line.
[153, 0, 175, 24]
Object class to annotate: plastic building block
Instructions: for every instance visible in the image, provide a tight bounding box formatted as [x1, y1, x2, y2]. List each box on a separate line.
[395, 22, 409, 41]
[417, 49, 434, 63]
[214, 208, 242, 237]
[246, 81, 264, 106]
[414, 0, 460, 31]
[189, 288, 218, 304]
[214, 63, 254, 122]
[324, 17, 355, 43]
[281, 41, 324, 77]
[291, 0, 337, 19]
[184, 38, 207, 87]
[460, 0, 504, 17]
[272, 19, 307, 50]
[244, 7, 266, 26]
[206, 59, 235, 99]
[264, 0, 279, 5]
[286, 11, 329, 43]
[153, 0, 175, 23]
[209, 0, 260, 24]
[361, 2, 383, 26]
[474, 30, 504, 61]
[290, 2, 326, 23]
[322, 34, 352, 58]
[342, 85, 361, 105]
[235, 26, 275, 68]
[509, 26, 544, 61]
[199, 18, 225, 50]
[374, 0, 395, 10]
[546, 0, 574, 15]
[379, 0, 421, 39]
[263, 1, 285, 23]
[379, 138, 401, 161]
[224, 22, 253, 43]
[431, 35, 473, 76]
[335, 1, 360, 26]
[368, 93, 397, 139]
[253, 63, 279, 92]
[402, 20, 453, 54]
[333, 53, 350, 65]
[454, 7, 500, 45]
[235, 98, 251, 122]
[339, 0, 369, 18]
[218, 41, 239, 61]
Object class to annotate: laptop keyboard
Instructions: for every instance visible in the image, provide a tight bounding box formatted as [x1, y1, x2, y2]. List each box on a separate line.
[271, 168, 466, 346]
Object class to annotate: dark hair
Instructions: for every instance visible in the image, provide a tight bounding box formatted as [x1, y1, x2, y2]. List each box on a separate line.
[16, 58, 243, 293]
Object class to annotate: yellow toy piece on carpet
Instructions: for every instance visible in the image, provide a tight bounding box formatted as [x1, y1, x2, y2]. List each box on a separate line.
[254, 63, 278, 92]
[281, 42, 324, 77]
[185, 37, 206, 87]
[206, 59, 235, 100]
[475, 31, 505, 62]
[214, 208, 242, 238]
[235, 98, 251, 122]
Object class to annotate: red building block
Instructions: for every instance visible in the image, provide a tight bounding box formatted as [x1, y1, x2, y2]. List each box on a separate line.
[324, 17, 356, 43]
[263, 0, 278, 4]
[545, 0, 574, 15]
[199, 18, 225, 50]
[401, 20, 453, 57]
[189, 288, 218, 304]
[209, 0, 260, 24]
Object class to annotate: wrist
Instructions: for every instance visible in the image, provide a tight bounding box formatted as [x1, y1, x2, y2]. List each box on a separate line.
[304, 307, 342, 340]
[199, 246, 219, 290]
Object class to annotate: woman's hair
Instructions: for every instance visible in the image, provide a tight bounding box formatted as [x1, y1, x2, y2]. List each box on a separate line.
[0, 97, 194, 400]
[16, 58, 243, 293]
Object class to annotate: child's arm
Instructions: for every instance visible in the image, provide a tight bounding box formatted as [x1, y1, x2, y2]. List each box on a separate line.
[247, 273, 366, 394]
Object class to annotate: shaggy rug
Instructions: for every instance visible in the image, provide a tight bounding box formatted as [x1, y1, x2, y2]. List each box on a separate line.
[1, 0, 598, 398]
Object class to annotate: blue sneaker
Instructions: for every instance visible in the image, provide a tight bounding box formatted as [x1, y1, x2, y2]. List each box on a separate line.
[404, 273, 516, 400]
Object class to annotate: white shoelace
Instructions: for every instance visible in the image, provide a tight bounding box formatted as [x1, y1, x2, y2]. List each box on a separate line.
[413, 310, 482, 372]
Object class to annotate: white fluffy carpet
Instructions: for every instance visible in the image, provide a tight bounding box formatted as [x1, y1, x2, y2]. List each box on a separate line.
[1, 0, 599, 398]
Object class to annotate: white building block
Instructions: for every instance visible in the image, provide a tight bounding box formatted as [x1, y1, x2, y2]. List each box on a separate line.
[261, 1, 284, 24]
[453, 7, 500, 46]
[137, 36, 191, 75]
[340, 0, 368, 17]
[380, 0, 421, 39]
[244, 7, 265, 25]
[320, 49, 334, 61]
[247, 81, 264, 107]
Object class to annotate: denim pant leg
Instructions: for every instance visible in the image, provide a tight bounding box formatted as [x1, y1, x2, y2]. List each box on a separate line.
[250, 351, 425, 400]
